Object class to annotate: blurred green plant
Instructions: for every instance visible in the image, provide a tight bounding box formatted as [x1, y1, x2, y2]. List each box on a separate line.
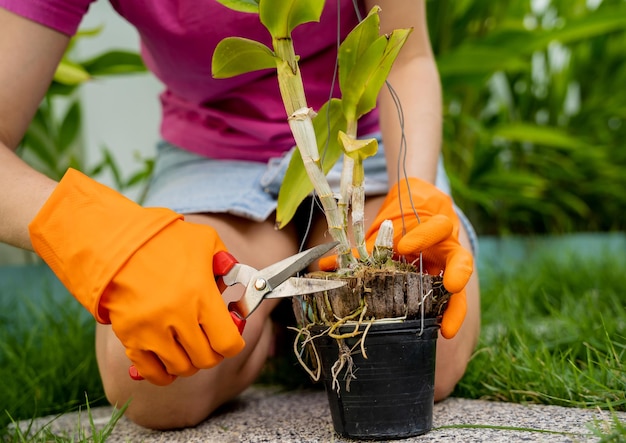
[17, 28, 153, 195]
[427, 0, 626, 235]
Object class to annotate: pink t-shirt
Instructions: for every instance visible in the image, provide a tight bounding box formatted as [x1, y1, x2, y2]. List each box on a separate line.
[1, 0, 379, 162]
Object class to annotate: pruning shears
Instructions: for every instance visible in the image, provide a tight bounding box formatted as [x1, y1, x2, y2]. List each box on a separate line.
[129, 241, 344, 380]
[214, 241, 345, 333]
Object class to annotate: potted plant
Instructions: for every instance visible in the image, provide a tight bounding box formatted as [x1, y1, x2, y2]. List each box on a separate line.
[211, 1, 451, 439]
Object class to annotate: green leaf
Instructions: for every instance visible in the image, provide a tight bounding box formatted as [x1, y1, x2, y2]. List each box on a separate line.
[212, 37, 277, 78]
[340, 36, 386, 122]
[87, 158, 106, 177]
[214, 0, 259, 13]
[57, 101, 81, 155]
[47, 82, 79, 96]
[53, 60, 91, 85]
[276, 99, 346, 228]
[102, 148, 123, 190]
[125, 160, 154, 188]
[339, 133, 378, 184]
[21, 117, 58, 175]
[341, 28, 411, 122]
[492, 123, 592, 150]
[81, 51, 146, 76]
[337, 6, 381, 90]
[66, 26, 103, 53]
[437, 46, 528, 78]
[339, 132, 378, 160]
[74, 26, 104, 38]
[259, 0, 324, 38]
[530, 7, 626, 51]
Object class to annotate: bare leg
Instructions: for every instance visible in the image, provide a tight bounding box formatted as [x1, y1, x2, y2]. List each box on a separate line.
[96, 213, 299, 429]
[305, 195, 480, 402]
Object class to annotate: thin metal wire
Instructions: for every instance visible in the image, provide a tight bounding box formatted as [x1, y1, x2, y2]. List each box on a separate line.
[384, 79, 426, 334]
[351, 0, 363, 21]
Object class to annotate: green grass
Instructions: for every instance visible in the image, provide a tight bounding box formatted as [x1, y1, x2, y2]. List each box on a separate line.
[455, 241, 626, 412]
[0, 277, 107, 435]
[3, 397, 128, 443]
[0, 236, 625, 441]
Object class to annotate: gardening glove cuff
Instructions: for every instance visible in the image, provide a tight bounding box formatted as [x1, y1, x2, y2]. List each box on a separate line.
[28, 168, 181, 323]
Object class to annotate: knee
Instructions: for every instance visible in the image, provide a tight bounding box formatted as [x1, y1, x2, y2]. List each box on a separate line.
[101, 367, 225, 430]
[96, 332, 220, 429]
[96, 316, 276, 430]
[123, 396, 214, 430]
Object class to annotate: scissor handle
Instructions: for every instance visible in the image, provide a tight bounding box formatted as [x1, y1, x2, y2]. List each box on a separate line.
[213, 250, 238, 276]
[228, 309, 246, 334]
[213, 251, 247, 333]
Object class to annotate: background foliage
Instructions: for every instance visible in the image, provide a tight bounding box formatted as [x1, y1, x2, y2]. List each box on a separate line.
[18, 29, 153, 195]
[428, 0, 626, 235]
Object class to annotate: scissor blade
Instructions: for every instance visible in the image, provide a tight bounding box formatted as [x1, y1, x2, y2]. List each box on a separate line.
[264, 277, 346, 299]
[262, 242, 339, 291]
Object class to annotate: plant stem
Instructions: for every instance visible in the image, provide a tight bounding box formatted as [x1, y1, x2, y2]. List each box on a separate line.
[273, 37, 355, 267]
[338, 121, 355, 236]
[342, 122, 369, 262]
[273, 38, 307, 115]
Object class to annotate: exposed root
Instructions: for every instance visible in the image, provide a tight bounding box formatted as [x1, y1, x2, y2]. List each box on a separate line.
[330, 318, 374, 393]
[328, 299, 367, 339]
[359, 319, 373, 359]
[289, 324, 330, 382]
[291, 300, 378, 393]
[331, 340, 355, 393]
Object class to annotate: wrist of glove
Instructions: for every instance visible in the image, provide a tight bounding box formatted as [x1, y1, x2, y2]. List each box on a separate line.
[320, 177, 473, 339]
[28, 168, 244, 385]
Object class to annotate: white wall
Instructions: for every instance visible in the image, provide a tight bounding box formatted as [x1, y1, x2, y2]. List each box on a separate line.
[76, 1, 163, 198]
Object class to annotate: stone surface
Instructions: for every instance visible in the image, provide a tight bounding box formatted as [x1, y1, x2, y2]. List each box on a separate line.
[21, 386, 624, 442]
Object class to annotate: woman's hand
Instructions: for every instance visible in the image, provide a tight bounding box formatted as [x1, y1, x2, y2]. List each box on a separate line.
[366, 178, 473, 338]
[320, 177, 473, 339]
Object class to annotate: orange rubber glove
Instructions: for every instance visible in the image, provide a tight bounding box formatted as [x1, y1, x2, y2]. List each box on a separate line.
[320, 177, 473, 339]
[28, 168, 245, 385]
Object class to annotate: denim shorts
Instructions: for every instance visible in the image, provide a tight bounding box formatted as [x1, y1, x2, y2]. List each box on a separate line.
[143, 139, 478, 255]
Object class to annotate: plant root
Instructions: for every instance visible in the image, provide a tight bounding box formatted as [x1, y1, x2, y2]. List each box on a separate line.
[331, 340, 355, 393]
[289, 324, 330, 382]
[328, 299, 367, 339]
[330, 318, 374, 393]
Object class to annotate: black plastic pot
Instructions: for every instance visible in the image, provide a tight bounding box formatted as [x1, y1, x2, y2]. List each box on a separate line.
[311, 318, 439, 440]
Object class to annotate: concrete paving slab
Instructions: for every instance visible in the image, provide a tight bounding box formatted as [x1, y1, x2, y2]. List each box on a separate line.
[21, 385, 624, 442]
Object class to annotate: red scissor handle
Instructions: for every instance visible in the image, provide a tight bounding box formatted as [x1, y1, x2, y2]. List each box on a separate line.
[213, 250, 247, 334]
[213, 250, 238, 276]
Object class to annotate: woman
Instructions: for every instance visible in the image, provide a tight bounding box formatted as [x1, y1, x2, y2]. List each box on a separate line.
[0, 0, 479, 429]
